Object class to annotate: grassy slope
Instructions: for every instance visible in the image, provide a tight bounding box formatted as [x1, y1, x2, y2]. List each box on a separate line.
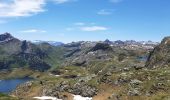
[0, 93, 18, 100]
[1, 39, 170, 99]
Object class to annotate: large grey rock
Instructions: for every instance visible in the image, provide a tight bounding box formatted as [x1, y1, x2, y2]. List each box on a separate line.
[146, 37, 170, 68]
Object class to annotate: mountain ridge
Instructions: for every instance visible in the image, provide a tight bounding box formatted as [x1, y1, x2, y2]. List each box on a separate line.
[0, 33, 65, 71]
[1, 33, 170, 100]
[146, 36, 170, 68]
[0, 32, 159, 71]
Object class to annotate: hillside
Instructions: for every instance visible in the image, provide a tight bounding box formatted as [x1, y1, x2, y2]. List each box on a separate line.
[2, 33, 170, 100]
[146, 36, 170, 68]
[0, 33, 65, 71]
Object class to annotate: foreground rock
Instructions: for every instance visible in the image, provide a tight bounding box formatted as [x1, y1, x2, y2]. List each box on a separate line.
[146, 37, 170, 68]
[43, 81, 98, 98]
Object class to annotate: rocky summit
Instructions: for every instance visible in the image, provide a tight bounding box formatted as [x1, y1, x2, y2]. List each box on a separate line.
[146, 36, 170, 68]
[2, 33, 170, 100]
[0, 32, 17, 43]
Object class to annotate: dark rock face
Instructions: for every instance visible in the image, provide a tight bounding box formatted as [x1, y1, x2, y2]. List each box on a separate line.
[0, 61, 13, 69]
[0, 33, 15, 42]
[90, 43, 112, 51]
[62, 41, 116, 67]
[64, 48, 81, 57]
[0, 33, 56, 71]
[104, 39, 113, 45]
[21, 40, 29, 53]
[146, 37, 170, 68]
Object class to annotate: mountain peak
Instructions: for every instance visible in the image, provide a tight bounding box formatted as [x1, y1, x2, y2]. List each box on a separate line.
[0, 32, 16, 43]
[146, 36, 170, 68]
[161, 36, 170, 45]
[104, 39, 113, 44]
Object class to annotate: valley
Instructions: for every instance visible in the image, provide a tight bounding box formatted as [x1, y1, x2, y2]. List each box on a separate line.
[0, 33, 170, 100]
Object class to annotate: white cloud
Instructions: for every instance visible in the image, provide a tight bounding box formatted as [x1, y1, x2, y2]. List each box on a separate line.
[74, 22, 96, 26]
[97, 9, 113, 15]
[20, 29, 46, 33]
[0, 0, 46, 17]
[80, 26, 108, 32]
[66, 22, 97, 31]
[110, 0, 122, 3]
[0, 0, 75, 18]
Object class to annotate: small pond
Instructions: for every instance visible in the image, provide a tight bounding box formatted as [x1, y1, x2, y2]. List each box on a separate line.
[0, 77, 33, 94]
[137, 56, 148, 62]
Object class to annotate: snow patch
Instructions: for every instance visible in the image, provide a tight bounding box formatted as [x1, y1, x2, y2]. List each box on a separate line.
[49, 73, 60, 77]
[33, 96, 62, 100]
[73, 95, 92, 100]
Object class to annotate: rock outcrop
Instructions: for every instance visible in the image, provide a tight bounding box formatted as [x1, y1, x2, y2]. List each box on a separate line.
[146, 36, 170, 68]
[0, 32, 17, 43]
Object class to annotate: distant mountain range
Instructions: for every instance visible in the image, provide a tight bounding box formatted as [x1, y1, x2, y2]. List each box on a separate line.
[32, 39, 158, 48]
[110, 40, 159, 50]
[0, 33, 65, 71]
[0, 32, 159, 72]
[32, 40, 64, 46]
[2, 32, 170, 100]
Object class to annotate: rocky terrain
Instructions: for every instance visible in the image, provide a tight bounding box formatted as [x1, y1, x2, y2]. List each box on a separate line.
[1, 33, 170, 100]
[146, 36, 170, 68]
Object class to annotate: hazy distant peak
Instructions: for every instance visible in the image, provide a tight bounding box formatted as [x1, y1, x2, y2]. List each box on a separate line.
[0, 32, 17, 43]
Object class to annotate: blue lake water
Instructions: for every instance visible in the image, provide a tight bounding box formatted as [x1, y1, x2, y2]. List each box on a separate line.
[137, 56, 148, 62]
[0, 77, 32, 94]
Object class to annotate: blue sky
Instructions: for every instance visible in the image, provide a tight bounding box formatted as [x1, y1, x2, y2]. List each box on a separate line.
[0, 0, 169, 43]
